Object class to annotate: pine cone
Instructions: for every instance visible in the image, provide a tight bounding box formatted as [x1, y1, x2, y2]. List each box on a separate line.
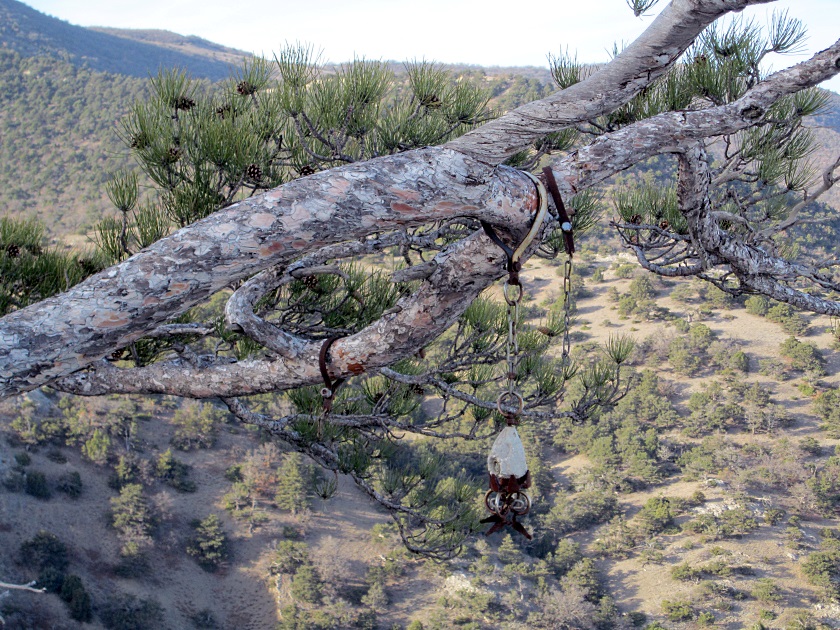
[5, 243, 20, 258]
[629, 214, 642, 224]
[421, 94, 442, 108]
[299, 165, 316, 176]
[110, 348, 127, 360]
[659, 220, 670, 230]
[77, 258, 97, 274]
[246, 164, 263, 181]
[537, 325, 555, 337]
[215, 104, 232, 119]
[236, 81, 256, 96]
[301, 276, 319, 290]
[166, 146, 181, 163]
[174, 96, 196, 111]
[130, 133, 149, 150]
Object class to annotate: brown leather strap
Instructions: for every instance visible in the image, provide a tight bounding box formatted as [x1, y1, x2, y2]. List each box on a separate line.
[480, 221, 521, 285]
[319, 336, 345, 411]
[541, 167, 575, 256]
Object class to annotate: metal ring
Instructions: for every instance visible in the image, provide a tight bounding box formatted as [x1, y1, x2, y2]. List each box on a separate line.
[320, 387, 333, 398]
[485, 490, 509, 516]
[503, 281, 523, 305]
[509, 492, 531, 516]
[496, 391, 524, 417]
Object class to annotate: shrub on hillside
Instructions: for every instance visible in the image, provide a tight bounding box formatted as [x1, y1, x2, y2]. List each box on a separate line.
[56, 471, 83, 498]
[801, 548, 840, 599]
[779, 337, 825, 376]
[59, 574, 93, 622]
[19, 531, 68, 574]
[814, 390, 840, 438]
[187, 514, 230, 572]
[745, 295, 769, 316]
[155, 448, 196, 492]
[171, 400, 223, 450]
[24, 470, 51, 499]
[614, 264, 636, 279]
[99, 593, 165, 630]
[662, 599, 694, 621]
[766, 302, 809, 335]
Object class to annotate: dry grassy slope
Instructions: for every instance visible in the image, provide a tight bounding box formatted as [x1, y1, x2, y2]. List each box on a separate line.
[0, 255, 839, 629]
[520, 255, 840, 629]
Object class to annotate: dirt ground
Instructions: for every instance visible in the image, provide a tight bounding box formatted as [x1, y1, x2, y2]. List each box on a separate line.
[1, 251, 838, 628]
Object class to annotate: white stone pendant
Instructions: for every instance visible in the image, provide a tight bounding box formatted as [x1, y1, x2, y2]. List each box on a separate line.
[487, 425, 528, 479]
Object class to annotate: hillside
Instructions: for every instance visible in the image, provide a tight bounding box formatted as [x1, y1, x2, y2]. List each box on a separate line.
[0, 52, 555, 239]
[88, 28, 248, 69]
[1, 253, 839, 629]
[0, 0, 247, 80]
[0, 51, 149, 237]
[1, 7, 840, 629]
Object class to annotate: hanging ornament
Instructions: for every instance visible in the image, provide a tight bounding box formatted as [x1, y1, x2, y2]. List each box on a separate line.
[483, 409, 533, 538]
[479, 168, 574, 540]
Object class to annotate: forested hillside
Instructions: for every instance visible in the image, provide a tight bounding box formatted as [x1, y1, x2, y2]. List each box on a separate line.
[0, 0, 244, 80]
[0, 51, 149, 236]
[0, 54, 555, 238]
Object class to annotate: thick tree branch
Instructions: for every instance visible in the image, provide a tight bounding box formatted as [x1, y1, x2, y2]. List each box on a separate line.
[2, 27, 839, 399]
[446, 0, 776, 162]
[0, 153, 536, 398]
[51, 232, 515, 397]
[548, 39, 840, 199]
[677, 144, 840, 314]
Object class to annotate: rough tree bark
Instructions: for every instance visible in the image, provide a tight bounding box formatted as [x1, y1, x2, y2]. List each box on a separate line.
[0, 0, 839, 400]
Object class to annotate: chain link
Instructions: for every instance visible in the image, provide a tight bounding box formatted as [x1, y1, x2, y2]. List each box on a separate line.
[503, 281, 521, 396]
[561, 256, 573, 366]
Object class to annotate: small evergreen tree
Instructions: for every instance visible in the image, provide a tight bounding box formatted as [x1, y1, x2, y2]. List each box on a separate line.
[361, 580, 389, 611]
[171, 400, 221, 450]
[56, 470, 83, 498]
[110, 483, 153, 556]
[274, 452, 311, 514]
[59, 574, 93, 623]
[82, 428, 111, 464]
[187, 514, 230, 572]
[19, 530, 68, 574]
[24, 470, 51, 499]
[290, 563, 322, 604]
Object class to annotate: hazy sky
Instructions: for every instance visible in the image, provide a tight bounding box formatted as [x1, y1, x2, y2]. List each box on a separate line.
[19, 0, 840, 91]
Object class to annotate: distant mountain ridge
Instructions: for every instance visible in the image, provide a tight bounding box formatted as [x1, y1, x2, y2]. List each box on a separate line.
[0, 0, 248, 80]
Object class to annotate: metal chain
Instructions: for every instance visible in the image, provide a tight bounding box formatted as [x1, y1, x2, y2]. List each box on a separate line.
[503, 281, 522, 398]
[561, 256, 573, 366]
[498, 281, 524, 423]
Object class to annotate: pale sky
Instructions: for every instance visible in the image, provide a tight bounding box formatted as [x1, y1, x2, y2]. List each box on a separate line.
[19, 0, 840, 91]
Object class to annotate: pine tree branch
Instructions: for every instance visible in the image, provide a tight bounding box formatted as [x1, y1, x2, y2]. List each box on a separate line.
[0, 581, 44, 594]
[50, 230, 515, 397]
[2, 26, 839, 399]
[677, 144, 840, 313]
[758, 152, 840, 237]
[0, 152, 534, 398]
[446, 0, 778, 162]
